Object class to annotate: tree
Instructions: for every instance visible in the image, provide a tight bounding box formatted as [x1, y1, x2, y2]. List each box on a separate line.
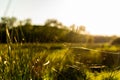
[77, 25, 86, 34]
[1, 17, 17, 28]
[70, 24, 76, 32]
[22, 18, 33, 31]
[24, 18, 32, 25]
[44, 19, 63, 28]
[0, 17, 17, 43]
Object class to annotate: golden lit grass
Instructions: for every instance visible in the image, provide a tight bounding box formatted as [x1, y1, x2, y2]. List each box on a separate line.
[86, 71, 120, 80]
[0, 43, 120, 79]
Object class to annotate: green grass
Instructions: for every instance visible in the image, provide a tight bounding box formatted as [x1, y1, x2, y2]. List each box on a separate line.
[0, 43, 120, 80]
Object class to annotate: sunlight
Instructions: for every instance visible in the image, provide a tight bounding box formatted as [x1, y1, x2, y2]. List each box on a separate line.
[1, 0, 120, 36]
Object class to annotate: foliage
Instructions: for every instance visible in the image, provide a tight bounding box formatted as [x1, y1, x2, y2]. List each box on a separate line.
[0, 17, 114, 44]
[0, 44, 87, 79]
[111, 37, 120, 45]
[0, 43, 120, 79]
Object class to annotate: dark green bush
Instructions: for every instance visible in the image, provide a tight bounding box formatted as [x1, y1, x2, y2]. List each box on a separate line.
[111, 37, 120, 45]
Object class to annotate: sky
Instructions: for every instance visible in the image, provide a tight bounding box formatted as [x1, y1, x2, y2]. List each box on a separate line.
[0, 0, 120, 36]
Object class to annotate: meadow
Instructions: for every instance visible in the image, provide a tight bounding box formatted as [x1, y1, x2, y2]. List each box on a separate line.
[0, 43, 120, 80]
[1, 10, 120, 80]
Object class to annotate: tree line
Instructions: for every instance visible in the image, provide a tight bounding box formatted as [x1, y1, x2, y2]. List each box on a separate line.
[0, 17, 114, 44]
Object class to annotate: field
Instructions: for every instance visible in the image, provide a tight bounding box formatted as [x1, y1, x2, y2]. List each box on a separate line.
[0, 43, 120, 80]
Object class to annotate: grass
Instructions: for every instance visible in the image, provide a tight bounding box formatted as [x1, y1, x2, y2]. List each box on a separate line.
[0, 43, 120, 80]
[86, 70, 120, 80]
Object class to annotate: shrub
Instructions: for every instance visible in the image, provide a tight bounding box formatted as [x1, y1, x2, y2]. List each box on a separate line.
[111, 37, 120, 45]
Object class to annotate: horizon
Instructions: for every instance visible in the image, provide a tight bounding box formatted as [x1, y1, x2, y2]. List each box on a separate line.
[0, 0, 120, 36]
